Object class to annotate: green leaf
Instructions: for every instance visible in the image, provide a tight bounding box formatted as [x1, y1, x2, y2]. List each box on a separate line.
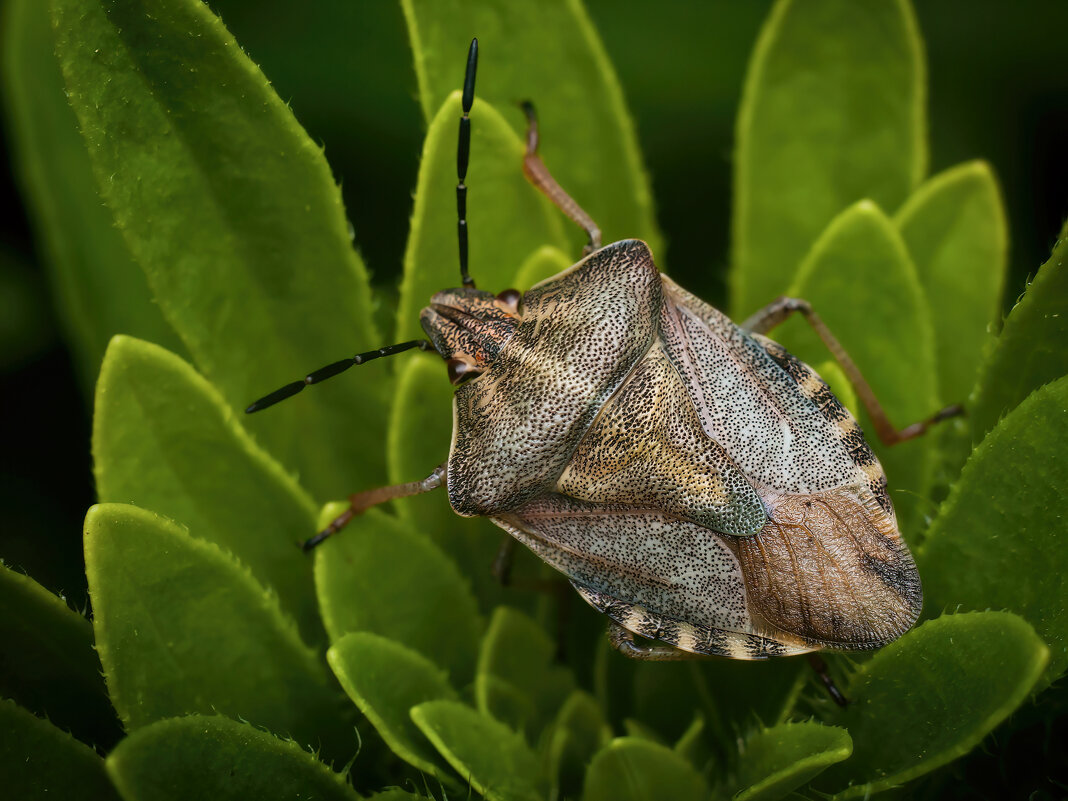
[93, 336, 321, 642]
[733, 722, 852, 801]
[0, 0, 182, 391]
[894, 161, 1008, 406]
[582, 737, 709, 801]
[83, 504, 353, 762]
[402, 0, 660, 256]
[411, 700, 543, 801]
[327, 632, 456, 779]
[50, 0, 386, 500]
[514, 246, 573, 292]
[971, 220, 1068, 439]
[813, 612, 1048, 798]
[920, 376, 1068, 684]
[106, 715, 359, 801]
[0, 698, 121, 801]
[545, 690, 611, 801]
[386, 350, 510, 610]
[731, 0, 926, 316]
[315, 507, 481, 683]
[396, 92, 568, 341]
[0, 562, 120, 749]
[776, 201, 939, 535]
[475, 606, 575, 738]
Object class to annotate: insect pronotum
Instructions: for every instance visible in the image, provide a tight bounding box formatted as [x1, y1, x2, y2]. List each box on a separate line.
[247, 40, 962, 698]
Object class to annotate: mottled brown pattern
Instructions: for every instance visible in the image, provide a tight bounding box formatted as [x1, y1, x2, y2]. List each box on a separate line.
[737, 489, 921, 648]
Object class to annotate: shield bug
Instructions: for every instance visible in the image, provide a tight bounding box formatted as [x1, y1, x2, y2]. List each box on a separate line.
[247, 39, 961, 681]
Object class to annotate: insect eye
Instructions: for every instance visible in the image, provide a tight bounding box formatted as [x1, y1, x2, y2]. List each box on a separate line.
[495, 288, 522, 315]
[446, 357, 482, 386]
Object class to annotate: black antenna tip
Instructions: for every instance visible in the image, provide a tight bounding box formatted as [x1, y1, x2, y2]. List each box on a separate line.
[245, 380, 305, 414]
[462, 38, 478, 113]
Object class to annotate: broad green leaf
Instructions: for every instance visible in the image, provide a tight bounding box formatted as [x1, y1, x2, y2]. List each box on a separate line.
[50, 0, 386, 500]
[546, 690, 611, 801]
[386, 350, 511, 610]
[368, 792, 427, 801]
[0, 698, 120, 801]
[0, 0, 181, 391]
[776, 201, 939, 535]
[733, 722, 852, 801]
[411, 700, 543, 801]
[920, 376, 1068, 684]
[106, 715, 358, 801]
[328, 632, 456, 779]
[731, 0, 926, 316]
[0, 563, 119, 749]
[475, 606, 575, 738]
[971, 220, 1068, 439]
[894, 161, 1008, 405]
[93, 336, 321, 641]
[813, 612, 1048, 798]
[315, 507, 481, 683]
[402, 0, 660, 256]
[83, 504, 353, 762]
[514, 246, 573, 291]
[583, 737, 709, 801]
[396, 92, 568, 341]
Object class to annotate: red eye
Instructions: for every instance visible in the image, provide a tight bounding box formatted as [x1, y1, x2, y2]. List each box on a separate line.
[446, 357, 481, 385]
[495, 288, 522, 314]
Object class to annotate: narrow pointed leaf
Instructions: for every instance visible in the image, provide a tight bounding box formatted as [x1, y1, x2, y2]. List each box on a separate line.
[315, 507, 481, 683]
[84, 504, 352, 761]
[920, 376, 1068, 684]
[328, 632, 456, 779]
[731, 0, 926, 316]
[514, 246, 573, 291]
[894, 161, 1008, 405]
[93, 336, 321, 641]
[813, 612, 1048, 798]
[583, 737, 709, 801]
[776, 201, 939, 535]
[411, 700, 543, 801]
[396, 92, 568, 341]
[386, 351, 510, 610]
[733, 722, 852, 801]
[0, 563, 119, 748]
[475, 606, 575, 738]
[1, 0, 181, 391]
[402, 0, 660, 255]
[106, 715, 359, 801]
[971, 220, 1068, 439]
[0, 699, 121, 801]
[50, 0, 386, 500]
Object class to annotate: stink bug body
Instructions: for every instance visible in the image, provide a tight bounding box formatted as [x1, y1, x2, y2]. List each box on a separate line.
[248, 39, 960, 667]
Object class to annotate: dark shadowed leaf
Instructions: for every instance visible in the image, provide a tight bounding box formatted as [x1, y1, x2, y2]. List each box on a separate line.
[328, 632, 456, 779]
[93, 336, 321, 641]
[733, 721, 851, 801]
[0, 698, 120, 801]
[402, 0, 660, 256]
[920, 376, 1068, 685]
[0, 563, 119, 749]
[731, 0, 926, 316]
[106, 715, 359, 801]
[546, 690, 611, 801]
[813, 612, 1048, 798]
[83, 504, 353, 763]
[50, 0, 386, 500]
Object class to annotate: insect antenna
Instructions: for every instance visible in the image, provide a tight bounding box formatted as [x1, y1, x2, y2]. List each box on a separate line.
[457, 37, 478, 288]
[245, 339, 434, 413]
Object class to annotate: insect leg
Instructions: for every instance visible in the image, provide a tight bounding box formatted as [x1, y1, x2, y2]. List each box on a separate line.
[806, 653, 849, 707]
[608, 623, 711, 661]
[742, 296, 964, 446]
[301, 464, 447, 551]
[520, 101, 602, 255]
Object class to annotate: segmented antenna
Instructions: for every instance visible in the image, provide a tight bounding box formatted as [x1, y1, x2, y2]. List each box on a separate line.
[245, 340, 434, 413]
[457, 38, 478, 288]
